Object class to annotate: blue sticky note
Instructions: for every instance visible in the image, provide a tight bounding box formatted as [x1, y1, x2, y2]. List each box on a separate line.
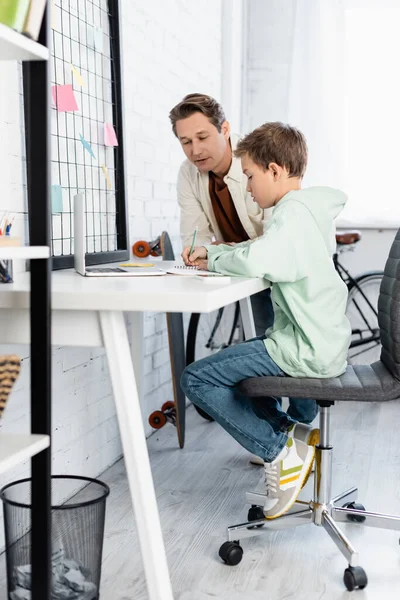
[94, 26, 103, 53]
[79, 134, 96, 159]
[51, 184, 63, 213]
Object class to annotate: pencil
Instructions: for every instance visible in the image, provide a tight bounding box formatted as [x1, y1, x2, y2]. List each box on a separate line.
[189, 226, 198, 256]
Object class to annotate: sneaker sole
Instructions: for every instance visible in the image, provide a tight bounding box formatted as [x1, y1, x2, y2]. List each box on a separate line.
[307, 428, 320, 447]
[301, 428, 319, 487]
[264, 445, 316, 520]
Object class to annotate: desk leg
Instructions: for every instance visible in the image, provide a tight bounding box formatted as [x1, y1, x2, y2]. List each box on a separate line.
[239, 297, 256, 340]
[99, 311, 173, 600]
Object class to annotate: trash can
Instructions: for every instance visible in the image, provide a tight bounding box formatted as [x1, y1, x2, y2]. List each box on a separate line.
[0, 475, 110, 600]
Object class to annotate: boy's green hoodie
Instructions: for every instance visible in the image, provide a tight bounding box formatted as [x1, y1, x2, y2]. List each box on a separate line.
[207, 187, 351, 378]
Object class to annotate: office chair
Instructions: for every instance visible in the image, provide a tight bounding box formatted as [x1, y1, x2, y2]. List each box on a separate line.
[218, 228, 400, 591]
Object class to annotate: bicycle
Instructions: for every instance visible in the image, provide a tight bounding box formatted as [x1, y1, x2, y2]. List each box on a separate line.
[186, 230, 384, 420]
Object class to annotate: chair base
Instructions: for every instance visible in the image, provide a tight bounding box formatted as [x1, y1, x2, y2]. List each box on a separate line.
[219, 406, 400, 591]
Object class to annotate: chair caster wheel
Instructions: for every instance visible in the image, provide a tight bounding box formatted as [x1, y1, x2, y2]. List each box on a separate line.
[247, 505, 265, 529]
[343, 501, 366, 522]
[343, 566, 368, 591]
[219, 541, 243, 566]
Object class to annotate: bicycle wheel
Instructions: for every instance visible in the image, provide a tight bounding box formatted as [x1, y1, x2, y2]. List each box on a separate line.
[186, 303, 243, 421]
[346, 272, 383, 365]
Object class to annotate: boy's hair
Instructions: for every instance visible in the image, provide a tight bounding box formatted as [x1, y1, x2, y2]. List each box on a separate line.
[169, 93, 226, 136]
[234, 122, 308, 178]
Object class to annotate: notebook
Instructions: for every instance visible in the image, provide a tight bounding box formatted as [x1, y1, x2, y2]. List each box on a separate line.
[74, 194, 165, 277]
[165, 265, 226, 277]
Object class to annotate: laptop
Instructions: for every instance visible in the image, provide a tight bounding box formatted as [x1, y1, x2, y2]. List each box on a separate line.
[74, 194, 165, 277]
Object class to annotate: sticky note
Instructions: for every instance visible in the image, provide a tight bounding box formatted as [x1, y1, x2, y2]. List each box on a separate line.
[79, 134, 96, 159]
[120, 263, 155, 267]
[51, 185, 63, 213]
[104, 122, 118, 146]
[51, 84, 79, 112]
[101, 164, 112, 189]
[70, 63, 85, 87]
[94, 26, 103, 52]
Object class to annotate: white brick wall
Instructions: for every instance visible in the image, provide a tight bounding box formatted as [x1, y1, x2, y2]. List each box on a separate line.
[0, 0, 223, 549]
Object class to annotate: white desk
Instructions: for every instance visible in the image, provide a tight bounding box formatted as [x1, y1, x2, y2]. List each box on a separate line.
[0, 262, 268, 600]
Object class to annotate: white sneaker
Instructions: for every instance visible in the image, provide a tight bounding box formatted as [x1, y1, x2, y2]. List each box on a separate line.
[249, 423, 319, 467]
[263, 437, 315, 519]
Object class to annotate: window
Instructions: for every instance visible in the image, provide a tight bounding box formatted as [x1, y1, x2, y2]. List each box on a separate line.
[340, 1, 400, 227]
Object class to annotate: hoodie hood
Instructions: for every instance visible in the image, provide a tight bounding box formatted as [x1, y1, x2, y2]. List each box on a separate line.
[279, 186, 347, 256]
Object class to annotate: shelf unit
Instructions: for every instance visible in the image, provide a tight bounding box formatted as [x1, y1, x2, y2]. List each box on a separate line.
[1, 10, 51, 600]
[0, 22, 49, 61]
[0, 434, 50, 476]
[0, 246, 49, 260]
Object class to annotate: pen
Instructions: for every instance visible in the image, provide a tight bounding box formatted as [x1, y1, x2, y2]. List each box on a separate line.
[189, 225, 198, 257]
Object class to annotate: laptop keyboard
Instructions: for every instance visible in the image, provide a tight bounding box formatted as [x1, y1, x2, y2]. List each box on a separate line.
[86, 267, 127, 273]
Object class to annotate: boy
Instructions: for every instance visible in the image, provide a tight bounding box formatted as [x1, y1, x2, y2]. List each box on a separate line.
[180, 122, 351, 519]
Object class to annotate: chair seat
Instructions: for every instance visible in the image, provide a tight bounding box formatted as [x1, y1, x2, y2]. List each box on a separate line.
[238, 361, 400, 402]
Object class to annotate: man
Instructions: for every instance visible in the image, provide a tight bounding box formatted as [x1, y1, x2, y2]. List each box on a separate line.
[169, 93, 273, 334]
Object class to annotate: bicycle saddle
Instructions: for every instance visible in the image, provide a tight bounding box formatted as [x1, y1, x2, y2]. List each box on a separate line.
[336, 230, 362, 245]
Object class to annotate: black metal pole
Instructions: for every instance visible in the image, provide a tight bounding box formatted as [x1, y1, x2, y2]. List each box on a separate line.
[23, 5, 52, 600]
[108, 0, 129, 252]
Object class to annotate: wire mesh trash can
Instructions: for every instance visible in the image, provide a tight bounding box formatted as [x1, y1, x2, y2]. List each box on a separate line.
[0, 475, 110, 600]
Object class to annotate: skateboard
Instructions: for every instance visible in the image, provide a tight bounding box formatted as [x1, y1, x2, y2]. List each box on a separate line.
[132, 236, 163, 258]
[134, 232, 186, 448]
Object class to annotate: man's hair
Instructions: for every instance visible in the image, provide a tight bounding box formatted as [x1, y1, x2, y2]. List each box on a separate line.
[234, 122, 308, 178]
[169, 93, 226, 136]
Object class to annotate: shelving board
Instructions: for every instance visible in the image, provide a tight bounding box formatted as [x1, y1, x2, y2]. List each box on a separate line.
[0, 246, 50, 260]
[0, 22, 49, 61]
[0, 434, 50, 476]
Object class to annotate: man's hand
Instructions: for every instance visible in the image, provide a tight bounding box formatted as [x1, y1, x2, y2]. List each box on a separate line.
[181, 245, 207, 265]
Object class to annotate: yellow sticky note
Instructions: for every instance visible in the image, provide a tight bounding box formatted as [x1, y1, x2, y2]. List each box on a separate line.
[120, 263, 155, 267]
[101, 164, 112, 189]
[70, 63, 85, 87]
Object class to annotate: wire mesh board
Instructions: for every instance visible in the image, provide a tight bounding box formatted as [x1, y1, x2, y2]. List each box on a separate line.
[50, 0, 128, 268]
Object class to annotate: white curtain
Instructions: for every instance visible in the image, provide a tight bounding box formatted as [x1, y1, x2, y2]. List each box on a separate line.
[286, 0, 400, 228]
[287, 0, 347, 191]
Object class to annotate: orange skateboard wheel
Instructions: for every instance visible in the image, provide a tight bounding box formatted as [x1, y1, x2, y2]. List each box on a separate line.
[132, 240, 151, 258]
[149, 410, 167, 429]
[161, 401, 175, 412]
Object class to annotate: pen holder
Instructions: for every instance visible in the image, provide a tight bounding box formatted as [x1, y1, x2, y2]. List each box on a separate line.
[0, 260, 13, 283]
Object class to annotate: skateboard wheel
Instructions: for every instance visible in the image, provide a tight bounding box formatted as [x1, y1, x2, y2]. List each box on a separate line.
[132, 240, 150, 258]
[149, 410, 167, 429]
[161, 401, 175, 412]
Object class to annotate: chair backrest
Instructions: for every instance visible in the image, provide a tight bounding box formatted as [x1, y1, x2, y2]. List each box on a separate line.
[378, 228, 400, 379]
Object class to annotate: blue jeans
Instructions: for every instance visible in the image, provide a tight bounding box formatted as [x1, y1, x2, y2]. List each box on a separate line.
[181, 336, 318, 462]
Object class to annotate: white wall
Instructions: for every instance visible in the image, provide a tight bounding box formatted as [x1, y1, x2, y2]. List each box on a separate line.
[0, 0, 223, 548]
[243, 0, 397, 273]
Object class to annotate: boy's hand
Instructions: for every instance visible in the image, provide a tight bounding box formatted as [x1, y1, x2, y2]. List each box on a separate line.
[195, 259, 209, 271]
[210, 241, 236, 246]
[181, 245, 207, 265]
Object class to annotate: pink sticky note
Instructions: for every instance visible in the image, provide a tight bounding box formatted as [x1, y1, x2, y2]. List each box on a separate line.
[104, 122, 118, 146]
[51, 84, 79, 112]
